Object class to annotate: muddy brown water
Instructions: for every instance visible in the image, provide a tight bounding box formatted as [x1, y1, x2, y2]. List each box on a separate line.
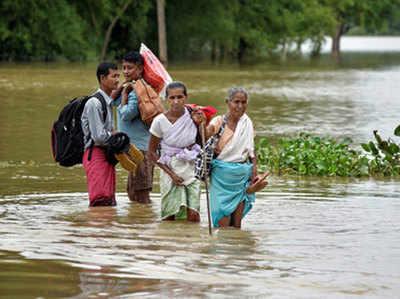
[0, 38, 399, 298]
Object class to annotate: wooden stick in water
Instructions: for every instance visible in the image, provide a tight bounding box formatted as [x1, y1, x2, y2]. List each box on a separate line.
[200, 122, 212, 235]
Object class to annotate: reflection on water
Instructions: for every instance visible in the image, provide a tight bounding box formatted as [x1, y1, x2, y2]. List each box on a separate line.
[1, 38, 400, 297]
[0, 178, 399, 297]
[0, 250, 81, 298]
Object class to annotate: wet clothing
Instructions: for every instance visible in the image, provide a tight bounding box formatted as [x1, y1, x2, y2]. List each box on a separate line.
[210, 159, 254, 227]
[81, 88, 116, 206]
[114, 90, 154, 197]
[83, 147, 116, 206]
[159, 157, 201, 219]
[150, 109, 201, 219]
[209, 113, 256, 227]
[127, 150, 154, 193]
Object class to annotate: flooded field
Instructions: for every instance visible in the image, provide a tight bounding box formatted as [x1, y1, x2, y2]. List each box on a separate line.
[0, 37, 400, 297]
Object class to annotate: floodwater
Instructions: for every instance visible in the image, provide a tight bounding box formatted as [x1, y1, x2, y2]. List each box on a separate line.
[0, 37, 400, 298]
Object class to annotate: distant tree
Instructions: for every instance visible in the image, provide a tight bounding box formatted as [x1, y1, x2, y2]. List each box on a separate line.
[70, 0, 152, 61]
[385, 9, 400, 34]
[99, 0, 133, 61]
[233, 0, 331, 62]
[157, 0, 168, 66]
[234, 0, 271, 63]
[3, 0, 398, 63]
[109, 1, 153, 58]
[0, 0, 87, 61]
[320, 0, 400, 59]
[72, 0, 134, 61]
[164, 0, 237, 62]
[162, 0, 332, 63]
[290, 0, 332, 58]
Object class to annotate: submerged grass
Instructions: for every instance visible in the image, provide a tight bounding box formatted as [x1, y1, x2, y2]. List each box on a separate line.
[257, 127, 400, 177]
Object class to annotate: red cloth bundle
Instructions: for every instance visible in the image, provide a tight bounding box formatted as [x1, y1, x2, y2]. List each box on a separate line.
[186, 104, 217, 125]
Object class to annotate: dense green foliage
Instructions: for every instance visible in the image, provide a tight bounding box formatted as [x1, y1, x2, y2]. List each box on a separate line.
[0, 0, 152, 61]
[257, 126, 400, 177]
[0, 0, 87, 61]
[1, 0, 400, 62]
[323, 0, 399, 34]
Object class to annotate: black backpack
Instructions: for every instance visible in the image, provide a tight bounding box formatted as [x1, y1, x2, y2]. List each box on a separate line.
[51, 92, 107, 167]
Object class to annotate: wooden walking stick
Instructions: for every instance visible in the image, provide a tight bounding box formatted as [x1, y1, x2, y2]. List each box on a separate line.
[200, 122, 212, 235]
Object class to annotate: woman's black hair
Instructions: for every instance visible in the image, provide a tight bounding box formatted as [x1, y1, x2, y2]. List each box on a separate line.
[166, 81, 187, 97]
[123, 51, 144, 67]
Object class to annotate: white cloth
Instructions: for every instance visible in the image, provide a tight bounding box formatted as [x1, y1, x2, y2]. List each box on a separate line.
[150, 109, 197, 147]
[160, 156, 198, 186]
[216, 113, 255, 163]
[149, 113, 172, 139]
[149, 108, 200, 185]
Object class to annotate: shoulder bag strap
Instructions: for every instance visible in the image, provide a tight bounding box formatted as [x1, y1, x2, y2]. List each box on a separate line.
[92, 92, 107, 122]
[87, 92, 107, 161]
[214, 115, 226, 141]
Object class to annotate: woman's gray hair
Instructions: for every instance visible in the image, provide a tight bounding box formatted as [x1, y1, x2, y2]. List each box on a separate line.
[227, 87, 249, 102]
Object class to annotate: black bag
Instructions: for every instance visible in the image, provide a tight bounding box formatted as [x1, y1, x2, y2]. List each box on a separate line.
[51, 92, 107, 167]
[104, 132, 131, 166]
[194, 115, 226, 181]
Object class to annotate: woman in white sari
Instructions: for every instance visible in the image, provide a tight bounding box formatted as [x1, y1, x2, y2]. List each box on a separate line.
[148, 82, 204, 222]
[202, 87, 269, 228]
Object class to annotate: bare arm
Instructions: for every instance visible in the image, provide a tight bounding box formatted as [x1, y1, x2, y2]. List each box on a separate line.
[250, 150, 257, 183]
[191, 110, 215, 140]
[204, 124, 216, 140]
[111, 80, 131, 100]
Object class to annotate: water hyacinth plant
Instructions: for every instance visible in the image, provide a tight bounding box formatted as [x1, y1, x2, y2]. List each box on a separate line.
[256, 133, 369, 177]
[257, 126, 400, 177]
[360, 126, 400, 176]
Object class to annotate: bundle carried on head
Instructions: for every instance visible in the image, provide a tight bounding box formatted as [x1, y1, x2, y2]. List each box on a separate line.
[140, 43, 172, 97]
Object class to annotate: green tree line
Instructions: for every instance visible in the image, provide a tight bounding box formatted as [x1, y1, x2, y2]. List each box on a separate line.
[1, 0, 400, 63]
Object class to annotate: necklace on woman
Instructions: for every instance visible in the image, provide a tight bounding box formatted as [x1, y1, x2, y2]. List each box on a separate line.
[166, 108, 184, 124]
[226, 113, 239, 131]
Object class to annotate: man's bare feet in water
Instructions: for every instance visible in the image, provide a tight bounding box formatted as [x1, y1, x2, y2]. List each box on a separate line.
[246, 171, 270, 194]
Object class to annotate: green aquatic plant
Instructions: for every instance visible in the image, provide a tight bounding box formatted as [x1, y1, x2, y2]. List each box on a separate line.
[360, 127, 400, 176]
[257, 126, 400, 177]
[257, 133, 369, 177]
[395, 125, 400, 137]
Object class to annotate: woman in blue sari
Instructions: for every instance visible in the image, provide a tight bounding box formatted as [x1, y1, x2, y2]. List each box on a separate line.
[203, 87, 269, 228]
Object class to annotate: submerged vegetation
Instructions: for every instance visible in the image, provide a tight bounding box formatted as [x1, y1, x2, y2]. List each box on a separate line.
[257, 125, 400, 177]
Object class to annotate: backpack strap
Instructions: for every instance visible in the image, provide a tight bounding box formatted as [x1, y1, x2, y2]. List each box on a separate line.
[87, 92, 108, 161]
[91, 92, 107, 122]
